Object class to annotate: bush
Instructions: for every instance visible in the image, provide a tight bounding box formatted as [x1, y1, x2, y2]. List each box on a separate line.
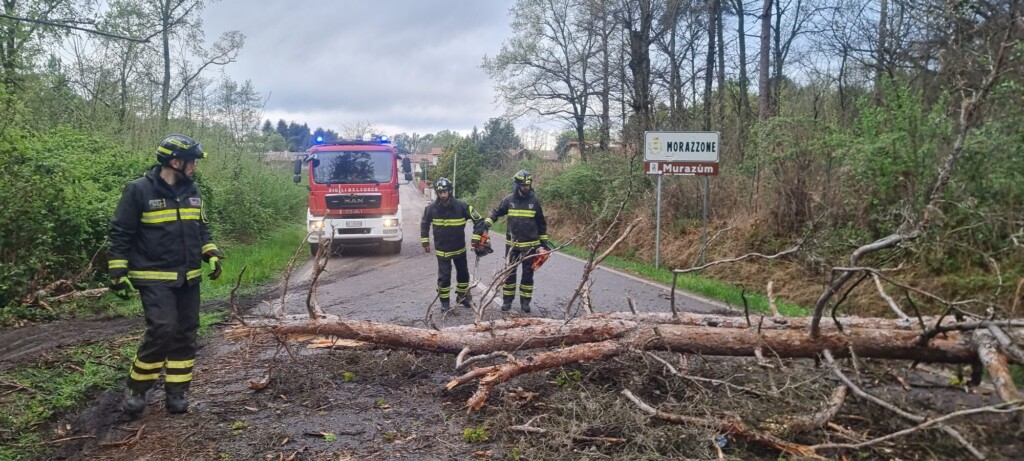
[0, 127, 149, 310]
[542, 153, 636, 218]
[0, 123, 307, 319]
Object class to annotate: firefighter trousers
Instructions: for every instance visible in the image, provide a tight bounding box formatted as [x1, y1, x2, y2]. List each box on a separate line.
[127, 283, 200, 395]
[502, 246, 537, 302]
[436, 252, 470, 302]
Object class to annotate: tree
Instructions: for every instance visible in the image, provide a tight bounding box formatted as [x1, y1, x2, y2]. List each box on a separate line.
[431, 129, 463, 152]
[338, 120, 377, 140]
[147, 0, 244, 126]
[483, 0, 600, 160]
[261, 119, 273, 133]
[276, 119, 288, 139]
[0, 0, 80, 87]
[431, 138, 483, 197]
[391, 132, 415, 154]
[623, 0, 656, 137]
[214, 76, 261, 146]
[477, 117, 522, 166]
[758, 0, 773, 120]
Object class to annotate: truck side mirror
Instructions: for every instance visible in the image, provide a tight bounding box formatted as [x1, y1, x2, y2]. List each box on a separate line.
[292, 159, 302, 183]
[404, 172, 413, 181]
[402, 157, 412, 174]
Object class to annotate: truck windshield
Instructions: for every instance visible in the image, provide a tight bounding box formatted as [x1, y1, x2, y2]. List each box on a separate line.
[311, 151, 393, 184]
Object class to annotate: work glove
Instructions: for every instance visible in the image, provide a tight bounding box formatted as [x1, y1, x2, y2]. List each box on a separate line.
[422, 242, 431, 253]
[203, 248, 225, 261]
[110, 277, 134, 300]
[207, 256, 223, 281]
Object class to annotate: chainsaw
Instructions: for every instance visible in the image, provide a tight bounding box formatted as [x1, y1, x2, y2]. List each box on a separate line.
[471, 230, 494, 281]
[530, 247, 550, 271]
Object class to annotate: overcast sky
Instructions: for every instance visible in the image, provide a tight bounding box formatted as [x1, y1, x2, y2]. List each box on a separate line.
[202, 1, 521, 139]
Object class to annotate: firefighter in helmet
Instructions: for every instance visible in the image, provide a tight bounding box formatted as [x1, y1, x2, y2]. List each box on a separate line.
[108, 134, 224, 416]
[421, 177, 485, 312]
[480, 169, 550, 313]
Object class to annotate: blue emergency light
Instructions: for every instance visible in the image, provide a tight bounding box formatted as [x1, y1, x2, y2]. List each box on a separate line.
[315, 135, 324, 144]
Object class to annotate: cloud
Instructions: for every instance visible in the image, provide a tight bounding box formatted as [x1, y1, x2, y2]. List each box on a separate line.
[203, 0, 514, 135]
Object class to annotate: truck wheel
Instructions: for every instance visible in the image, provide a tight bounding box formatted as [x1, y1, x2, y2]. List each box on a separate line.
[309, 242, 319, 256]
[382, 240, 402, 255]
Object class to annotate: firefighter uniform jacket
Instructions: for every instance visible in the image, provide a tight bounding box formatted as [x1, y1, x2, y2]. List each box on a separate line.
[486, 190, 549, 249]
[108, 165, 218, 287]
[421, 198, 483, 258]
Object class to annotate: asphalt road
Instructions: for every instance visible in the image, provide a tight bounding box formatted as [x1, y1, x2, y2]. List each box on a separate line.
[268, 182, 728, 326]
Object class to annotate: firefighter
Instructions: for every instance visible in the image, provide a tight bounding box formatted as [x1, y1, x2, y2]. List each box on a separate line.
[480, 169, 550, 313]
[421, 177, 485, 312]
[108, 134, 223, 416]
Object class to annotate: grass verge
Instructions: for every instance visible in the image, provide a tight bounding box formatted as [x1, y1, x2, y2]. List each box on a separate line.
[555, 243, 809, 316]
[0, 225, 303, 460]
[489, 221, 808, 316]
[0, 310, 228, 460]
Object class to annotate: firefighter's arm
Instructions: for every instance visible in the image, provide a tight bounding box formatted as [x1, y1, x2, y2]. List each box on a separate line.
[108, 183, 140, 281]
[467, 204, 483, 245]
[536, 200, 551, 250]
[200, 202, 222, 261]
[484, 197, 509, 231]
[198, 195, 224, 280]
[420, 205, 432, 252]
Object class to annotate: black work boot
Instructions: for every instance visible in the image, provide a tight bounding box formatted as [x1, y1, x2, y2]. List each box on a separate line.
[501, 298, 513, 311]
[166, 393, 188, 414]
[439, 298, 451, 312]
[459, 293, 472, 309]
[520, 298, 532, 313]
[123, 388, 147, 416]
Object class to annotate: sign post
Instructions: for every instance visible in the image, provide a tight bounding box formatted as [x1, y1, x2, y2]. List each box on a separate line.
[655, 174, 662, 269]
[644, 131, 720, 270]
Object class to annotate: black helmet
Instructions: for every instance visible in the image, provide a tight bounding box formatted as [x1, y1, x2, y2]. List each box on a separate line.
[434, 177, 453, 193]
[513, 169, 532, 186]
[156, 134, 206, 164]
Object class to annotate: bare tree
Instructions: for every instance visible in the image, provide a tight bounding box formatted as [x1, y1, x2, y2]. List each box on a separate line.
[483, 0, 600, 160]
[145, 0, 243, 126]
[757, 0, 772, 120]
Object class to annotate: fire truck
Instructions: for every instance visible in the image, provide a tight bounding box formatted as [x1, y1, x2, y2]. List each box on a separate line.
[293, 136, 413, 255]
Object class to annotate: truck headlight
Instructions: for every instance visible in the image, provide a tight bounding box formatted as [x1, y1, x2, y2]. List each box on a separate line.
[383, 218, 399, 227]
[308, 220, 324, 232]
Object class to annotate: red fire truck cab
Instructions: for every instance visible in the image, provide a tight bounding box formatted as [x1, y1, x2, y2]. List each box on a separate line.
[293, 136, 412, 255]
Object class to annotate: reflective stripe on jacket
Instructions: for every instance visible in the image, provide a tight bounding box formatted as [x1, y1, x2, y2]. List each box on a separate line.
[108, 165, 216, 286]
[421, 198, 483, 256]
[486, 190, 548, 248]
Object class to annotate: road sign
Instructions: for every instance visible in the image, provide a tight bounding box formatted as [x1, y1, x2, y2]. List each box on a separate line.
[644, 161, 719, 176]
[644, 131, 720, 162]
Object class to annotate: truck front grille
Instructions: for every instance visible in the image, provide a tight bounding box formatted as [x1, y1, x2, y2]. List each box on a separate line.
[336, 228, 371, 235]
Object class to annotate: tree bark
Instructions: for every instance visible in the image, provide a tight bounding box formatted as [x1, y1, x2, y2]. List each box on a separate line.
[757, 0, 772, 121]
[238, 312, 988, 364]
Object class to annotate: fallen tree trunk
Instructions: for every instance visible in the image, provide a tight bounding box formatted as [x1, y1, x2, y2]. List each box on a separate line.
[234, 313, 984, 363]
[230, 311, 1023, 410]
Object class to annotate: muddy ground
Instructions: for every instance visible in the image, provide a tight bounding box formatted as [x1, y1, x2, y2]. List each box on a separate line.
[8, 184, 1023, 460]
[29, 298, 1021, 461]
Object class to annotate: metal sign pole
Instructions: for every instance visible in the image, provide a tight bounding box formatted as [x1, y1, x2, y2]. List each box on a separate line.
[655, 173, 662, 270]
[701, 175, 709, 265]
[452, 152, 458, 196]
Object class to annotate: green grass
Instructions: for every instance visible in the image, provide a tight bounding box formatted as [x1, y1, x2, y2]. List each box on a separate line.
[193, 223, 308, 300]
[89, 224, 308, 318]
[487, 221, 808, 316]
[491, 219, 811, 313]
[0, 224, 305, 460]
[0, 341, 135, 459]
[553, 239, 810, 317]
